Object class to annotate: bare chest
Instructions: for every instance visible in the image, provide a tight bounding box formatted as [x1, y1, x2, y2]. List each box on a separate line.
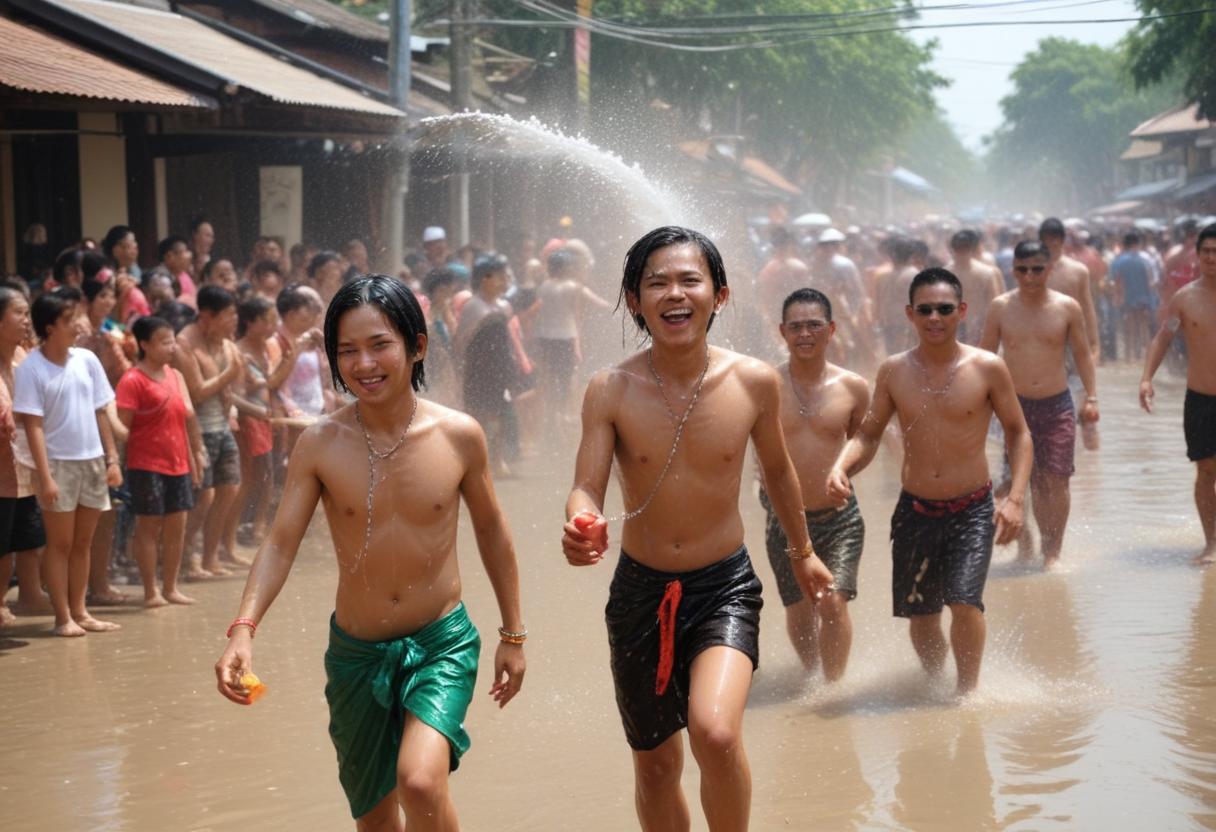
[319, 439, 464, 530]
[615, 390, 754, 476]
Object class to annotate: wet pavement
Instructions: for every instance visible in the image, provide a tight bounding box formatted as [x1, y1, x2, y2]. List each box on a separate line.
[2, 363, 1214, 830]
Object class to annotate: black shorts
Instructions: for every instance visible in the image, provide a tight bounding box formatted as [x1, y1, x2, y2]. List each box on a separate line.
[890, 484, 995, 618]
[1185, 389, 1216, 462]
[605, 546, 762, 751]
[0, 495, 46, 555]
[200, 430, 241, 490]
[762, 489, 865, 606]
[129, 469, 195, 516]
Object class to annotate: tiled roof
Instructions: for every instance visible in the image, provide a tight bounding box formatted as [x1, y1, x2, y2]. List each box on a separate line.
[48, 0, 404, 117]
[1131, 104, 1214, 138]
[0, 16, 213, 107]
[245, 0, 388, 42]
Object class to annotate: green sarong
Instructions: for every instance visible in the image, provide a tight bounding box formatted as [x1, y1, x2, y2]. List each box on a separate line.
[324, 603, 481, 819]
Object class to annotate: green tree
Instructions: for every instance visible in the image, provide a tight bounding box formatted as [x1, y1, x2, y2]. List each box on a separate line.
[895, 108, 980, 207]
[1127, 1, 1216, 120]
[985, 37, 1179, 210]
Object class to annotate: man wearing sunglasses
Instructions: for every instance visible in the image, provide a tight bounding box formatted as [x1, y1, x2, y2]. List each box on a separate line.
[827, 268, 1032, 695]
[979, 241, 1099, 571]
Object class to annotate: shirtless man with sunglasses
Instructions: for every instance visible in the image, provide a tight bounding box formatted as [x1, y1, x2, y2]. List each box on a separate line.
[828, 267, 1032, 695]
[980, 241, 1098, 570]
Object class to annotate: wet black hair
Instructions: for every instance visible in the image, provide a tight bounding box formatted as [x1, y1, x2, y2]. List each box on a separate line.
[197, 284, 236, 315]
[101, 225, 134, 261]
[82, 277, 114, 304]
[307, 250, 341, 279]
[237, 296, 274, 338]
[782, 287, 833, 322]
[80, 251, 107, 281]
[251, 259, 283, 281]
[131, 315, 173, 359]
[908, 267, 963, 305]
[423, 267, 457, 298]
[1122, 231, 1143, 248]
[1013, 240, 1048, 261]
[1038, 217, 1066, 241]
[618, 226, 727, 334]
[324, 275, 427, 393]
[157, 235, 189, 263]
[31, 289, 78, 339]
[769, 225, 793, 249]
[276, 282, 319, 317]
[1196, 224, 1216, 253]
[950, 229, 981, 251]
[52, 246, 84, 284]
[547, 248, 580, 279]
[472, 253, 510, 288]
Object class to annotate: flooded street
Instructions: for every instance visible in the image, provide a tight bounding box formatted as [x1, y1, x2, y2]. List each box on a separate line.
[3, 363, 1215, 831]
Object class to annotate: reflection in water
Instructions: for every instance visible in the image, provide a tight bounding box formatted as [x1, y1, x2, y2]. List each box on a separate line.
[2, 359, 1214, 829]
[892, 712, 996, 831]
[988, 573, 1098, 828]
[1164, 570, 1216, 828]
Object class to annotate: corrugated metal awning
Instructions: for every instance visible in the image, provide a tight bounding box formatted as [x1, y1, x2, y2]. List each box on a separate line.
[0, 16, 213, 108]
[1114, 177, 1182, 201]
[46, 0, 405, 117]
[1176, 172, 1216, 201]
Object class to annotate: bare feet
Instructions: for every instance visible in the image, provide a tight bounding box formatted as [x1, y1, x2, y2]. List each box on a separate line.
[202, 564, 234, 577]
[11, 593, 54, 616]
[219, 549, 253, 568]
[53, 620, 88, 637]
[184, 562, 214, 581]
[1193, 548, 1216, 566]
[88, 588, 129, 606]
[0, 605, 16, 628]
[1043, 555, 1061, 572]
[74, 615, 121, 632]
[165, 590, 196, 605]
[144, 593, 169, 609]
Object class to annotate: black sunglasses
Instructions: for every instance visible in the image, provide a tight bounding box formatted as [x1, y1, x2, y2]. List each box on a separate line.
[914, 303, 957, 317]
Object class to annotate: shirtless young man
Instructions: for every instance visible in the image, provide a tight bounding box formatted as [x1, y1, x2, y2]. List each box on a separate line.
[175, 286, 244, 578]
[980, 241, 1099, 570]
[947, 230, 1005, 346]
[755, 226, 811, 351]
[1141, 224, 1216, 565]
[1039, 218, 1100, 364]
[561, 226, 833, 831]
[216, 276, 526, 831]
[827, 268, 1032, 695]
[762, 288, 869, 680]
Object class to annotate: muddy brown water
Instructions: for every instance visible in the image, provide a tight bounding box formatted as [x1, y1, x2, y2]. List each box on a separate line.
[2, 364, 1214, 830]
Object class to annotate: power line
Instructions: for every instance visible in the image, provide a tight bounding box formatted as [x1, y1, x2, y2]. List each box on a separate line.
[440, 6, 1215, 53]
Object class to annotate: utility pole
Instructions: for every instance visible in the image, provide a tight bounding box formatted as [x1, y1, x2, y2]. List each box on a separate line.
[449, 0, 472, 246]
[381, 0, 410, 273]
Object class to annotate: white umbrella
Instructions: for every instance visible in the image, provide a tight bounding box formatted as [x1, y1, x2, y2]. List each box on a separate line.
[792, 212, 832, 228]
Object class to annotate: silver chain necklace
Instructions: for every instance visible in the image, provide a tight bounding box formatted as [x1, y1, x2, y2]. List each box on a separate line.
[350, 397, 418, 572]
[785, 363, 821, 418]
[903, 347, 962, 434]
[606, 348, 710, 523]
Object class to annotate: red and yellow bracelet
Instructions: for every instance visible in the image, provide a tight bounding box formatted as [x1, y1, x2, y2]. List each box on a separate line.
[227, 618, 257, 638]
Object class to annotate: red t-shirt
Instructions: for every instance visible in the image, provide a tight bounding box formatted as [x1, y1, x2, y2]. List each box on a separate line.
[115, 366, 190, 476]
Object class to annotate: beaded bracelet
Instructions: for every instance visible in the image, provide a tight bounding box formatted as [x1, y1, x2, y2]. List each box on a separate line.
[227, 618, 257, 638]
[497, 626, 527, 644]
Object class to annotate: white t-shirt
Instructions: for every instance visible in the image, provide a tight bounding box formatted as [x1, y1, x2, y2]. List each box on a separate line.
[13, 347, 114, 461]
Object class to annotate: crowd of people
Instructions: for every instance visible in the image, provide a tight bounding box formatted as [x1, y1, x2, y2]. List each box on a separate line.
[0, 217, 616, 634]
[5, 206, 1215, 830]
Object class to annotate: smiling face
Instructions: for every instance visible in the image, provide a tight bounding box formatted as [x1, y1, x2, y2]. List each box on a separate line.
[89, 284, 117, 321]
[780, 301, 834, 360]
[906, 281, 965, 346]
[335, 304, 424, 404]
[628, 242, 728, 347]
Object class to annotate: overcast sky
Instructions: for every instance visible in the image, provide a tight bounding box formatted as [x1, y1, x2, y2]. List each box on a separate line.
[910, 0, 1141, 152]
